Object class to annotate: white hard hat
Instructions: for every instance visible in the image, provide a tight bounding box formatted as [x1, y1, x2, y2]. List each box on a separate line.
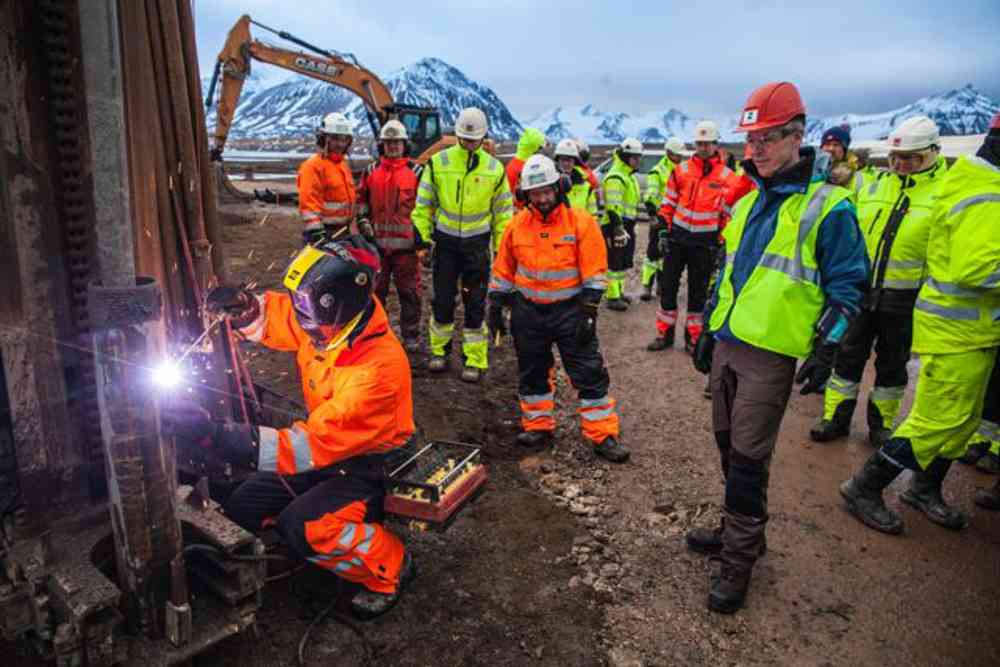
[554, 138, 581, 159]
[455, 107, 488, 140]
[575, 138, 590, 154]
[379, 119, 408, 141]
[619, 137, 643, 155]
[887, 115, 940, 152]
[694, 120, 720, 142]
[664, 137, 686, 154]
[319, 112, 353, 136]
[520, 155, 561, 191]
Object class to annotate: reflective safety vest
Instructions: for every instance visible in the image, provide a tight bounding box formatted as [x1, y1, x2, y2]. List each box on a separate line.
[356, 157, 421, 252]
[644, 156, 676, 206]
[489, 204, 609, 304]
[602, 153, 640, 225]
[297, 153, 356, 232]
[659, 152, 736, 235]
[911, 155, 1000, 354]
[858, 157, 947, 292]
[709, 181, 854, 358]
[567, 166, 598, 215]
[412, 144, 513, 249]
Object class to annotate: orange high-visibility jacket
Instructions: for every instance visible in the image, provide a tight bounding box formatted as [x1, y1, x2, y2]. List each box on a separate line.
[239, 293, 414, 475]
[356, 158, 420, 252]
[489, 204, 609, 304]
[297, 153, 356, 232]
[721, 172, 757, 230]
[658, 152, 739, 238]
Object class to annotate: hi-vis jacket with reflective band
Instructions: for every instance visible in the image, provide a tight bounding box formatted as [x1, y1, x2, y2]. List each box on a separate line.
[412, 144, 513, 250]
[858, 157, 948, 292]
[659, 152, 737, 236]
[356, 158, 421, 252]
[644, 157, 677, 206]
[297, 153, 356, 231]
[709, 180, 855, 358]
[911, 155, 1000, 354]
[238, 294, 414, 475]
[489, 204, 609, 304]
[567, 166, 599, 215]
[602, 153, 640, 224]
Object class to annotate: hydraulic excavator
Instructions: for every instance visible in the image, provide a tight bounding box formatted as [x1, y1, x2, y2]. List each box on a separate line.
[206, 15, 455, 163]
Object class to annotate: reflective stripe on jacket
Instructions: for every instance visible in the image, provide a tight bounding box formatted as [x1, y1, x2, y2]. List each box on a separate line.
[489, 204, 608, 304]
[858, 156, 948, 292]
[411, 144, 513, 250]
[911, 155, 1000, 353]
[297, 153, 356, 230]
[240, 294, 414, 475]
[356, 158, 420, 252]
[659, 151, 738, 236]
[602, 153, 640, 224]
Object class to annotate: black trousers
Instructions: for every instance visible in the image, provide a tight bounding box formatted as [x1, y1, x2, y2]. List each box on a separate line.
[982, 354, 1000, 425]
[659, 239, 713, 313]
[431, 241, 489, 330]
[833, 306, 913, 387]
[512, 298, 610, 402]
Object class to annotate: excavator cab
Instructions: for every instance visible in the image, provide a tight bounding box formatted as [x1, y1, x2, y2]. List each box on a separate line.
[387, 104, 443, 158]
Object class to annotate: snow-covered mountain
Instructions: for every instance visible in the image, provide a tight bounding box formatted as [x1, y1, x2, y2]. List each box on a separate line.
[204, 57, 522, 141]
[529, 84, 1000, 145]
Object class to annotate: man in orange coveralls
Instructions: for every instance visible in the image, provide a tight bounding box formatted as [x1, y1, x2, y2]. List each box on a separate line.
[297, 112, 357, 245]
[163, 235, 415, 619]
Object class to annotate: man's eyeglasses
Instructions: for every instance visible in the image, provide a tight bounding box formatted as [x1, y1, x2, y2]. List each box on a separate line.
[746, 127, 796, 148]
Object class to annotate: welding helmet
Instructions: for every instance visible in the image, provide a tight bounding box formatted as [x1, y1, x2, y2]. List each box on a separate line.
[282, 235, 380, 344]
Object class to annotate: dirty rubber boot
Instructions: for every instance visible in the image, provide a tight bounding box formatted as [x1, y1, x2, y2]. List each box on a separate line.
[974, 479, 1000, 510]
[900, 459, 968, 530]
[707, 560, 752, 614]
[594, 437, 630, 463]
[960, 441, 990, 465]
[606, 298, 628, 312]
[427, 356, 449, 373]
[809, 400, 855, 443]
[460, 366, 482, 383]
[640, 282, 654, 302]
[839, 453, 904, 535]
[647, 336, 670, 351]
[351, 552, 416, 620]
[975, 451, 1000, 474]
[516, 431, 552, 448]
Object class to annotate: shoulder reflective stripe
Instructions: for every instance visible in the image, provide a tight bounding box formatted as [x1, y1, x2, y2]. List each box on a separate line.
[886, 259, 925, 270]
[520, 392, 555, 403]
[288, 425, 313, 473]
[759, 252, 820, 284]
[927, 276, 987, 298]
[516, 284, 582, 301]
[337, 523, 357, 548]
[792, 184, 834, 280]
[355, 524, 376, 555]
[948, 193, 1000, 218]
[580, 406, 615, 421]
[516, 266, 581, 281]
[438, 150, 451, 167]
[915, 298, 979, 321]
[871, 385, 905, 401]
[854, 172, 864, 191]
[881, 279, 922, 289]
[580, 396, 611, 408]
[257, 426, 280, 472]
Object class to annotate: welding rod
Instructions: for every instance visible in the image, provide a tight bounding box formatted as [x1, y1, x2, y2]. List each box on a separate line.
[174, 311, 228, 365]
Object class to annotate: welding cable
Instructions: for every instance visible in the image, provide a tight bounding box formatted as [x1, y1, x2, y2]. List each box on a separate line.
[297, 585, 374, 666]
[182, 543, 291, 563]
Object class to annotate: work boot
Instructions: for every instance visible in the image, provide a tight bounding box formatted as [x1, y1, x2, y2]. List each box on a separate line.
[516, 431, 552, 448]
[684, 330, 699, 354]
[427, 356, 449, 373]
[975, 451, 1000, 474]
[900, 458, 968, 530]
[640, 282, 654, 301]
[960, 441, 990, 465]
[974, 480, 1000, 510]
[809, 400, 855, 443]
[606, 298, 628, 312]
[839, 453, 904, 535]
[869, 427, 892, 449]
[707, 559, 752, 614]
[686, 519, 767, 557]
[646, 327, 674, 351]
[403, 337, 422, 354]
[621, 293, 634, 304]
[594, 437, 630, 463]
[460, 366, 482, 383]
[350, 552, 416, 620]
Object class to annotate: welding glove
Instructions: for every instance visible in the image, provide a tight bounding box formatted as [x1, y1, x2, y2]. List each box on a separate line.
[692, 330, 715, 375]
[657, 221, 671, 256]
[644, 201, 659, 218]
[795, 303, 851, 395]
[160, 398, 214, 446]
[575, 299, 599, 345]
[205, 286, 259, 329]
[612, 224, 630, 249]
[487, 300, 508, 342]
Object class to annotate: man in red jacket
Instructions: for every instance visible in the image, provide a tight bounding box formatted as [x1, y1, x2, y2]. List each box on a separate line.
[357, 120, 426, 351]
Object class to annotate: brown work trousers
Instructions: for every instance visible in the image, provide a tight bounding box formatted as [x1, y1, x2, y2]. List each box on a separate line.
[710, 340, 797, 570]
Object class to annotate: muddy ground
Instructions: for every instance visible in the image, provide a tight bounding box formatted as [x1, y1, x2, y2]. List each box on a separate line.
[198, 195, 1000, 667]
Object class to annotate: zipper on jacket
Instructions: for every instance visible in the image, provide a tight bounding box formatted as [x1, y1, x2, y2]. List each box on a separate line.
[867, 209, 883, 237]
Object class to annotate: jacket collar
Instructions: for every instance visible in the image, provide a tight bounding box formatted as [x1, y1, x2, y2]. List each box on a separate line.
[744, 146, 828, 196]
[892, 156, 947, 189]
[331, 300, 389, 365]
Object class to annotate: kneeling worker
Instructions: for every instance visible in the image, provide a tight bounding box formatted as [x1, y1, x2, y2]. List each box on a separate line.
[163, 235, 416, 619]
[487, 155, 629, 463]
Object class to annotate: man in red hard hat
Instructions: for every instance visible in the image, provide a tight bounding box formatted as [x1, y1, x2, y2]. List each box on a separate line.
[689, 81, 869, 614]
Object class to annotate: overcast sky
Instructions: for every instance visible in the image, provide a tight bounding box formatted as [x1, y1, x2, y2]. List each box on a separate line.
[193, 0, 1000, 121]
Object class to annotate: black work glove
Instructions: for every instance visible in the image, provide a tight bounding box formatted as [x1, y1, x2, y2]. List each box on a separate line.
[575, 301, 599, 345]
[302, 227, 326, 246]
[214, 421, 259, 469]
[356, 218, 377, 244]
[692, 331, 715, 375]
[205, 286, 259, 329]
[644, 201, 658, 218]
[487, 301, 508, 342]
[795, 342, 838, 395]
[161, 398, 214, 445]
[657, 224, 670, 256]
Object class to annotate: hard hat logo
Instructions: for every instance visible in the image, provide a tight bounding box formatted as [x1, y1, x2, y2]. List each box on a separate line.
[742, 109, 759, 125]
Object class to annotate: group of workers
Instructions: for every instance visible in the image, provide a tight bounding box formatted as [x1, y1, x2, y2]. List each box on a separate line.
[162, 85, 999, 622]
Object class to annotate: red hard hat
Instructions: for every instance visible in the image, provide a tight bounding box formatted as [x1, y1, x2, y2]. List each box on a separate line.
[735, 81, 806, 133]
